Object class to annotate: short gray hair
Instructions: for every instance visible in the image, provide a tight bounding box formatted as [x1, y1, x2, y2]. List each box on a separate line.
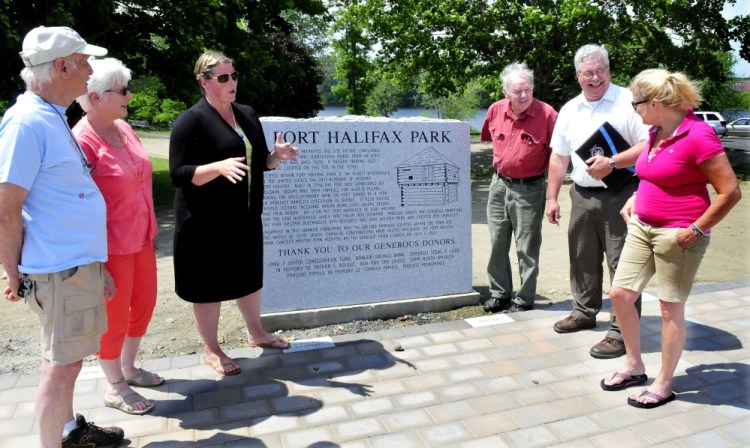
[20, 56, 78, 92]
[501, 62, 534, 95]
[574, 44, 609, 71]
[76, 58, 131, 112]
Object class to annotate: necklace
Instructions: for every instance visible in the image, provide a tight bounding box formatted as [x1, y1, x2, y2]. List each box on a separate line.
[91, 120, 142, 181]
[41, 97, 92, 176]
[230, 107, 244, 137]
[230, 106, 253, 199]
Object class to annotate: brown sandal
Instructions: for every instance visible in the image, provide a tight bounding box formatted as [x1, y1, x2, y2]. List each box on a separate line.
[104, 390, 154, 415]
[126, 368, 164, 387]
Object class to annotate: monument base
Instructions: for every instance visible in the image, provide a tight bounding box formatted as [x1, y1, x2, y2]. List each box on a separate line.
[260, 291, 481, 331]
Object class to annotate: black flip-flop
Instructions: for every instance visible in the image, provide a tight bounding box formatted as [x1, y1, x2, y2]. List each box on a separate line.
[600, 372, 648, 391]
[627, 390, 676, 409]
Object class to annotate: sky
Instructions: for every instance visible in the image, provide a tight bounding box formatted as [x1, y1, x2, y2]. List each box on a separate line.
[723, 1, 749, 77]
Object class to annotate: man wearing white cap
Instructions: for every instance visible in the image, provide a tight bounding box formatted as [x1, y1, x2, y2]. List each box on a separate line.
[0, 26, 125, 447]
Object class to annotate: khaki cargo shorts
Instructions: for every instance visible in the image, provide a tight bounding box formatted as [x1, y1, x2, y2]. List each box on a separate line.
[24, 262, 107, 365]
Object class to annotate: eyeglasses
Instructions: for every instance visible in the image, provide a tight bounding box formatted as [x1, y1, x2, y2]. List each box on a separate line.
[206, 71, 239, 83]
[631, 99, 650, 110]
[578, 68, 609, 80]
[105, 86, 130, 96]
[510, 88, 532, 96]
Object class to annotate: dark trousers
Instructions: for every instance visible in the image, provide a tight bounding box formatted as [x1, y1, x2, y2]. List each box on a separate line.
[486, 174, 546, 306]
[568, 183, 642, 340]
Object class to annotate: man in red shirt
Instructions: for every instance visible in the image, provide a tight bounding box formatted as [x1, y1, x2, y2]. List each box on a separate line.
[480, 62, 558, 312]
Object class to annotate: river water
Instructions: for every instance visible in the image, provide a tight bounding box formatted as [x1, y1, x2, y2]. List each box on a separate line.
[317, 106, 488, 131]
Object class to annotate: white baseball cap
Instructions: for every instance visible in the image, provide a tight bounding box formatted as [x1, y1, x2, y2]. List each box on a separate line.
[19, 26, 107, 67]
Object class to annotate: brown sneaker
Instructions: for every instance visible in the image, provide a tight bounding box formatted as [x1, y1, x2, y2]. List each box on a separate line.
[590, 337, 626, 359]
[553, 315, 596, 333]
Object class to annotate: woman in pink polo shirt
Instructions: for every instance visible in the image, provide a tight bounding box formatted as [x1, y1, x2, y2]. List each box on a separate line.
[74, 58, 161, 415]
[600, 69, 741, 408]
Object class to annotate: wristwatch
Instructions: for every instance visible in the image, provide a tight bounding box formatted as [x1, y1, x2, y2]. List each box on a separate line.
[608, 157, 617, 169]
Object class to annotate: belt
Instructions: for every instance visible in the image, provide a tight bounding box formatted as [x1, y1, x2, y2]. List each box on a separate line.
[497, 173, 545, 184]
[575, 184, 608, 191]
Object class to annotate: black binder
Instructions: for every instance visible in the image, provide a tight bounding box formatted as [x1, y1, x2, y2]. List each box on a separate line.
[575, 122, 636, 191]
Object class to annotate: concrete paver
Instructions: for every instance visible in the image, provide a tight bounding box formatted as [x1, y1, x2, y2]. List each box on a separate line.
[0, 281, 748, 447]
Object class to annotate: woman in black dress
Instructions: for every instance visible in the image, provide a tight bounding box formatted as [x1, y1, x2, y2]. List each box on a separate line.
[169, 51, 299, 375]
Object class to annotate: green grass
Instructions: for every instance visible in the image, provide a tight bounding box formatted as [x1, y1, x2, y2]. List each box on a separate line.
[150, 157, 174, 209]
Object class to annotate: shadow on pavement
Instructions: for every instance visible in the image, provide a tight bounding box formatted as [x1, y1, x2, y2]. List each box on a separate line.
[143, 339, 413, 447]
[676, 362, 750, 409]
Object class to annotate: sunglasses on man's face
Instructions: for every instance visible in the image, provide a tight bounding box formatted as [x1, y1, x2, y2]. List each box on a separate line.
[207, 71, 239, 83]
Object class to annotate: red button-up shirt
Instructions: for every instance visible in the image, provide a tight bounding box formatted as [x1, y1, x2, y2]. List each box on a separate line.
[480, 98, 558, 178]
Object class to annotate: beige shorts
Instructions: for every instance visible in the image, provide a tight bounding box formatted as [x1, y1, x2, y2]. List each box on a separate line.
[613, 217, 709, 302]
[25, 262, 107, 365]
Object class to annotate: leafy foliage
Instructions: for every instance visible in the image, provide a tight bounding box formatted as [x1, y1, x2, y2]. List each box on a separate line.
[0, 0, 327, 118]
[365, 77, 401, 116]
[355, 0, 749, 109]
[330, 0, 375, 114]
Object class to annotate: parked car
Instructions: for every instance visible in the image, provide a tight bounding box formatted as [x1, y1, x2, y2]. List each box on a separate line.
[726, 118, 750, 138]
[694, 111, 728, 137]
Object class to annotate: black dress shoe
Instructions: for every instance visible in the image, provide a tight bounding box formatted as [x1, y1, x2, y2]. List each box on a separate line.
[508, 303, 533, 312]
[590, 337, 626, 359]
[483, 297, 510, 312]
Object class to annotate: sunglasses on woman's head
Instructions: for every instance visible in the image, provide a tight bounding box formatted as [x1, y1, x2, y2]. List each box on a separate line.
[206, 71, 239, 83]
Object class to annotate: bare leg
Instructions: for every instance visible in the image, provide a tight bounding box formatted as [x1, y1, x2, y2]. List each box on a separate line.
[236, 290, 281, 345]
[193, 302, 239, 373]
[120, 336, 161, 383]
[630, 300, 685, 404]
[120, 335, 142, 377]
[37, 358, 79, 447]
[603, 285, 646, 386]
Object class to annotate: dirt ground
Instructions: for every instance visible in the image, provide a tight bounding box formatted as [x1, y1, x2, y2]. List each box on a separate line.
[1, 141, 748, 377]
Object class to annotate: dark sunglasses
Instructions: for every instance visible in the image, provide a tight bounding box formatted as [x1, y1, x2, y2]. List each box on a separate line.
[105, 86, 130, 96]
[631, 99, 649, 110]
[206, 71, 239, 83]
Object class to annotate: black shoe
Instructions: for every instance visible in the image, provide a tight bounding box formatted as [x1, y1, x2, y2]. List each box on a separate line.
[62, 414, 124, 448]
[508, 303, 533, 312]
[483, 297, 510, 312]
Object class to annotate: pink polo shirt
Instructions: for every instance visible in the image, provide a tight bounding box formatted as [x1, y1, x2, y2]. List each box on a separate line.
[635, 110, 724, 228]
[74, 118, 158, 255]
[480, 98, 558, 178]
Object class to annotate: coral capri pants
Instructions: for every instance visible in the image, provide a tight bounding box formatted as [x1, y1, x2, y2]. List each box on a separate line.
[99, 242, 157, 360]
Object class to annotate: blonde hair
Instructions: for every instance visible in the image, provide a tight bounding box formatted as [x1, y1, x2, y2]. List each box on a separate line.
[629, 68, 702, 110]
[193, 51, 234, 82]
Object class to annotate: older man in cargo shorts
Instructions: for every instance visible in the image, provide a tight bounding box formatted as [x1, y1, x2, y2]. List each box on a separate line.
[0, 26, 124, 447]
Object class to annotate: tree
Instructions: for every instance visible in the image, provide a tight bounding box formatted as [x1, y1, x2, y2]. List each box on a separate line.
[418, 80, 481, 123]
[355, 0, 749, 109]
[0, 0, 328, 118]
[330, 0, 374, 114]
[365, 77, 401, 116]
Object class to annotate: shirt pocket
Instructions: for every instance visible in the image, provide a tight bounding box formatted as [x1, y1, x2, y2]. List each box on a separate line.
[492, 131, 508, 142]
[520, 132, 541, 147]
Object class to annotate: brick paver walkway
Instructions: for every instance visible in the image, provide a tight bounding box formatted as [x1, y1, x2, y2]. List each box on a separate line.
[1, 281, 748, 447]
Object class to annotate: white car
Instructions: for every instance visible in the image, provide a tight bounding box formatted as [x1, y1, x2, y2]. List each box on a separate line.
[726, 118, 750, 138]
[694, 111, 728, 137]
